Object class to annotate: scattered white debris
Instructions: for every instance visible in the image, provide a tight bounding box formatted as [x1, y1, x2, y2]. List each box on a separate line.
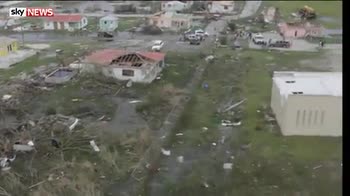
[220, 136, 225, 144]
[175, 133, 184, 136]
[126, 80, 133, 88]
[0, 158, 9, 168]
[232, 121, 242, 126]
[230, 156, 235, 160]
[145, 163, 151, 169]
[89, 140, 100, 152]
[129, 100, 143, 104]
[2, 94, 12, 101]
[28, 120, 35, 127]
[223, 163, 233, 170]
[27, 141, 34, 147]
[13, 144, 34, 152]
[202, 127, 208, 131]
[2, 167, 11, 171]
[202, 182, 209, 188]
[177, 156, 184, 163]
[98, 115, 106, 121]
[161, 148, 171, 156]
[205, 55, 215, 62]
[71, 98, 81, 102]
[222, 98, 247, 113]
[160, 135, 166, 139]
[156, 76, 161, 80]
[313, 165, 322, 170]
[341, 163, 343, 167]
[69, 118, 79, 131]
[48, 174, 54, 181]
[212, 143, 217, 146]
[256, 110, 261, 113]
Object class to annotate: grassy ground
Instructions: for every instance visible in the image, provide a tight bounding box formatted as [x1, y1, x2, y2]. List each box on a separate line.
[159, 48, 342, 195]
[264, 1, 342, 28]
[118, 18, 144, 32]
[134, 51, 204, 130]
[0, 55, 57, 81]
[0, 42, 88, 81]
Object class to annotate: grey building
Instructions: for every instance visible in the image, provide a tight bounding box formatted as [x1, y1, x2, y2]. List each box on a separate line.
[271, 71, 342, 136]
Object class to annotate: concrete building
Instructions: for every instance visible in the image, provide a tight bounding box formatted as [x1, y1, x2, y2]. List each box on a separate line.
[278, 22, 324, 38]
[45, 68, 78, 84]
[207, 1, 235, 14]
[83, 49, 166, 83]
[271, 72, 342, 137]
[43, 14, 88, 31]
[99, 15, 118, 32]
[0, 36, 19, 57]
[148, 11, 192, 31]
[161, 1, 192, 12]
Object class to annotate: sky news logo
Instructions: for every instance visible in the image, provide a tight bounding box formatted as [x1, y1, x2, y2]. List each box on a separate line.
[9, 7, 54, 17]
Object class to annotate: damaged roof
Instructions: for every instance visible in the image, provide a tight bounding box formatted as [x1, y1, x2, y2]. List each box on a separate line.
[46, 14, 84, 22]
[85, 49, 166, 66]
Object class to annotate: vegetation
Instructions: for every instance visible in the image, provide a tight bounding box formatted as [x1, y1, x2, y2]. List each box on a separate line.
[118, 18, 143, 32]
[264, 1, 342, 28]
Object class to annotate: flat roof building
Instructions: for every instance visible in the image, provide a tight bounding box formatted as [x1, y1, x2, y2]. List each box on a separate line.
[270, 71, 342, 136]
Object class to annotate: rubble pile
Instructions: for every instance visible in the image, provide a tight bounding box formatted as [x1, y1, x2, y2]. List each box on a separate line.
[0, 114, 84, 172]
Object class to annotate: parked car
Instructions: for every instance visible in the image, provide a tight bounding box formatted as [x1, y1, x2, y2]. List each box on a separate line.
[195, 29, 209, 37]
[252, 33, 266, 45]
[151, 40, 164, 51]
[189, 37, 201, 45]
[268, 40, 291, 48]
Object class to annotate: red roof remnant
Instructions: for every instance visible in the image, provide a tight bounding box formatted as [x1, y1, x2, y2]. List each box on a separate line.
[85, 49, 165, 66]
[46, 14, 83, 22]
[138, 51, 166, 62]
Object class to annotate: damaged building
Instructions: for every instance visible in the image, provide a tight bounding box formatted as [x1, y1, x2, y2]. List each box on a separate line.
[82, 49, 165, 83]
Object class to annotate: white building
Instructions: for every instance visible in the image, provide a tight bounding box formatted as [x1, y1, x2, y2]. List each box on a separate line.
[43, 14, 88, 31]
[208, 1, 235, 14]
[83, 49, 166, 83]
[271, 72, 342, 137]
[161, 1, 192, 12]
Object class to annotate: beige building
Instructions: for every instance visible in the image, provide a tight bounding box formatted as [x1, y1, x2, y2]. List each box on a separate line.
[148, 11, 192, 31]
[271, 72, 342, 137]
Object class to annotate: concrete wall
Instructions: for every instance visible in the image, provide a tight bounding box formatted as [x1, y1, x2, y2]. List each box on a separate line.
[270, 81, 287, 131]
[208, 2, 234, 14]
[101, 60, 164, 83]
[43, 17, 87, 30]
[283, 95, 342, 136]
[0, 40, 18, 56]
[161, 1, 187, 12]
[99, 18, 118, 32]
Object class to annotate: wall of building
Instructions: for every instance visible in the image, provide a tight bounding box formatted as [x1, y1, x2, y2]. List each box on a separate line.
[161, 1, 187, 12]
[43, 18, 87, 30]
[282, 95, 342, 136]
[99, 19, 118, 32]
[208, 2, 234, 14]
[270, 81, 287, 131]
[0, 40, 18, 56]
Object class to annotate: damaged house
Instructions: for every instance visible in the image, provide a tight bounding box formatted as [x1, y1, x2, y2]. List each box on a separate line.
[83, 49, 166, 83]
[278, 21, 324, 38]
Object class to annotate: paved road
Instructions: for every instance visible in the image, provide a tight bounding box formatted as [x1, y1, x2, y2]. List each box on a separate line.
[239, 0, 262, 18]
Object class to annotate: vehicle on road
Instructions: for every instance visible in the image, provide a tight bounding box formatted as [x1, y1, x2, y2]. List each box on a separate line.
[268, 40, 291, 48]
[252, 33, 267, 45]
[189, 37, 201, 45]
[151, 40, 165, 51]
[195, 29, 209, 37]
